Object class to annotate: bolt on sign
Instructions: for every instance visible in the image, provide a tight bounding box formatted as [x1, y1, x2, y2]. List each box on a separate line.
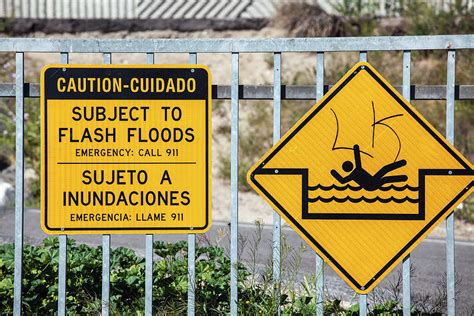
[41, 65, 211, 234]
[248, 62, 473, 293]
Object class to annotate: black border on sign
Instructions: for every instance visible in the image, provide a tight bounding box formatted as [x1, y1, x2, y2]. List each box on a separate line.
[249, 65, 474, 291]
[43, 66, 210, 232]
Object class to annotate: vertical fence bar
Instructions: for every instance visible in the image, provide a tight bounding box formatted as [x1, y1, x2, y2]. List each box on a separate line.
[13, 52, 24, 316]
[272, 52, 281, 315]
[358, 50, 367, 316]
[446, 49, 456, 316]
[145, 232, 153, 316]
[101, 52, 112, 316]
[315, 51, 325, 316]
[230, 52, 240, 316]
[188, 52, 197, 316]
[57, 52, 69, 316]
[144, 52, 154, 316]
[359, 292, 367, 316]
[402, 50, 411, 316]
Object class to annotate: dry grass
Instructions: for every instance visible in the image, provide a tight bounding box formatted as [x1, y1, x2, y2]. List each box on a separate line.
[273, 2, 349, 37]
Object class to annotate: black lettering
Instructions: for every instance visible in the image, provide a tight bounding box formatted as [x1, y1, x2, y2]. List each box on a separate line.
[127, 128, 137, 142]
[161, 128, 171, 142]
[185, 128, 195, 142]
[96, 106, 106, 121]
[170, 191, 179, 206]
[174, 128, 183, 142]
[82, 170, 92, 185]
[162, 106, 171, 121]
[58, 128, 68, 142]
[137, 170, 147, 184]
[160, 170, 172, 185]
[72, 106, 81, 121]
[181, 191, 190, 205]
[171, 107, 182, 121]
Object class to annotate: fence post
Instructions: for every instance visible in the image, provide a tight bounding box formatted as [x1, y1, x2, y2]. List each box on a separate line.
[446, 49, 456, 316]
[188, 52, 198, 316]
[144, 52, 155, 316]
[230, 52, 240, 316]
[101, 52, 112, 316]
[402, 50, 411, 316]
[272, 52, 282, 315]
[13, 51, 24, 316]
[57, 52, 69, 316]
[315, 51, 325, 316]
[358, 50, 368, 316]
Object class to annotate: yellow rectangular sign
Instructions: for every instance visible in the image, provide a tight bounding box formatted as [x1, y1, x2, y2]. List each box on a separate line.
[40, 64, 211, 234]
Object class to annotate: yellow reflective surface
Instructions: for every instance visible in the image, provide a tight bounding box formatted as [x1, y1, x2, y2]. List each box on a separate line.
[248, 62, 473, 293]
[41, 64, 211, 234]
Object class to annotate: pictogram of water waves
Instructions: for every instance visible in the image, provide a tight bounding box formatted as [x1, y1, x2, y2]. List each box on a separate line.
[308, 184, 419, 192]
[307, 184, 420, 203]
[308, 195, 419, 203]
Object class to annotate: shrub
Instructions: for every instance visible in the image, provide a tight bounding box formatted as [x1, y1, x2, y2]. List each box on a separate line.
[0, 236, 456, 314]
[0, 238, 248, 314]
[403, 0, 474, 35]
[274, 2, 349, 37]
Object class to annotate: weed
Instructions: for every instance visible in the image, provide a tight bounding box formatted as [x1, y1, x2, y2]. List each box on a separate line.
[331, 0, 379, 35]
[457, 194, 474, 223]
[274, 2, 349, 37]
[403, 0, 474, 35]
[0, 225, 463, 314]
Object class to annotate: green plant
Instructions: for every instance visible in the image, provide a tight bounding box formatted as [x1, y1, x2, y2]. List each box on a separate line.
[403, 0, 474, 35]
[0, 235, 457, 314]
[0, 238, 250, 314]
[457, 194, 474, 223]
[234, 221, 321, 315]
[330, 0, 378, 36]
[274, 2, 349, 37]
[0, 101, 15, 163]
[0, 54, 15, 167]
[332, 0, 378, 18]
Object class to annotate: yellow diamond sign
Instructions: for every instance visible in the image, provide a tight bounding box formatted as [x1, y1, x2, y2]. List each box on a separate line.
[247, 62, 473, 293]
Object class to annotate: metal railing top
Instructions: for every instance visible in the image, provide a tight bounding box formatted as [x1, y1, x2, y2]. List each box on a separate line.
[0, 35, 473, 53]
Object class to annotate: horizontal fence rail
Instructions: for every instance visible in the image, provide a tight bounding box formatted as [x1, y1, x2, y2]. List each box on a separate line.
[0, 35, 473, 53]
[1, 84, 473, 100]
[1, 35, 471, 316]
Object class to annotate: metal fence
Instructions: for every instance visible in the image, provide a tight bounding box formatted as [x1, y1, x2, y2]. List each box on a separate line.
[0, 35, 473, 315]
